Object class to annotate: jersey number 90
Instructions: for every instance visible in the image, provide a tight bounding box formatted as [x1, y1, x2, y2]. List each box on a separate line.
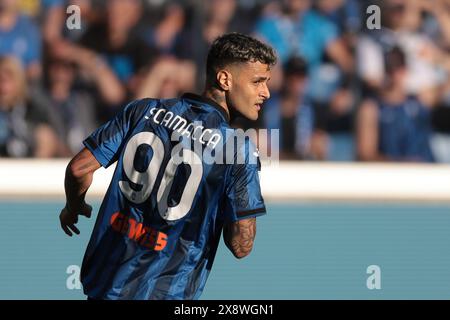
[119, 132, 203, 221]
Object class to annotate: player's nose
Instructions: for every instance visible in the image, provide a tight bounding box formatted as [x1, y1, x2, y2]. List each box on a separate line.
[260, 83, 270, 100]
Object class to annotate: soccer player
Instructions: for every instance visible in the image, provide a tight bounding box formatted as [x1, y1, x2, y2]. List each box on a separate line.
[59, 33, 276, 300]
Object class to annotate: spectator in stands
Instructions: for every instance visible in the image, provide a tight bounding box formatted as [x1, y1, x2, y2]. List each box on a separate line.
[14, 0, 68, 44]
[398, 0, 450, 48]
[79, 0, 157, 87]
[44, 0, 156, 123]
[0, 55, 61, 157]
[356, 0, 447, 105]
[314, 0, 362, 39]
[263, 56, 316, 159]
[254, 0, 353, 103]
[177, 0, 250, 91]
[254, 0, 355, 160]
[0, 0, 446, 163]
[255, 0, 352, 69]
[135, 1, 196, 99]
[46, 39, 126, 120]
[134, 56, 195, 100]
[73, 0, 158, 121]
[0, 0, 42, 80]
[356, 46, 435, 162]
[31, 47, 98, 156]
[41, 0, 98, 44]
[141, 2, 186, 55]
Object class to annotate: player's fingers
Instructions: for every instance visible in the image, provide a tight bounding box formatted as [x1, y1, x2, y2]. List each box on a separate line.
[81, 204, 92, 218]
[68, 224, 80, 235]
[61, 222, 72, 237]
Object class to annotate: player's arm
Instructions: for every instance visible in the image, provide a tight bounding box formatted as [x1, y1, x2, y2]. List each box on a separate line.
[59, 99, 150, 236]
[223, 218, 256, 259]
[59, 147, 101, 236]
[222, 140, 266, 259]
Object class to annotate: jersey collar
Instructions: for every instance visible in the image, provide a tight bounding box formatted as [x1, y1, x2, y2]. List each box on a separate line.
[181, 93, 230, 123]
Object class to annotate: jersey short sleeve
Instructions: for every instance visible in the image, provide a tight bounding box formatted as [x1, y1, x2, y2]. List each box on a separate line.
[223, 139, 266, 222]
[83, 99, 153, 168]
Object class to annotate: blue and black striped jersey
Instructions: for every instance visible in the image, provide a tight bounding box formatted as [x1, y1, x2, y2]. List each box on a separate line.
[81, 93, 266, 300]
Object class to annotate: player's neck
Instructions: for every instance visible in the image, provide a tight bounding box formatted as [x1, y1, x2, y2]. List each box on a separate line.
[202, 88, 230, 118]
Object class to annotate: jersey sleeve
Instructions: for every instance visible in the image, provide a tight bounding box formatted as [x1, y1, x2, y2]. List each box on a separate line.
[83, 99, 153, 168]
[223, 139, 266, 223]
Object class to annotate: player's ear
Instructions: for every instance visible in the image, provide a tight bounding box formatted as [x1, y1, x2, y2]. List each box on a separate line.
[216, 70, 232, 91]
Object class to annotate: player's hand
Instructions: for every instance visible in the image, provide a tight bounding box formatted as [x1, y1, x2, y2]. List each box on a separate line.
[59, 202, 92, 237]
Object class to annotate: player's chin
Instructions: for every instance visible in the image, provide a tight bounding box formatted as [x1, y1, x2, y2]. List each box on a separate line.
[245, 112, 259, 121]
[246, 106, 260, 121]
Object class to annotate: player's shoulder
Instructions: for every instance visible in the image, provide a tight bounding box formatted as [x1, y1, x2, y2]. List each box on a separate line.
[118, 98, 162, 126]
[224, 132, 260, 169]
[240, 136, 259, 163]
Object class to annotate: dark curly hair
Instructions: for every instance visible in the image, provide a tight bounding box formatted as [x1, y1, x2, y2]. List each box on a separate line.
[206, 32, 277, 85]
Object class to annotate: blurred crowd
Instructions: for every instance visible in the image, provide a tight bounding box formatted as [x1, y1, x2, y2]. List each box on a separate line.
[1, 0, 450, 162]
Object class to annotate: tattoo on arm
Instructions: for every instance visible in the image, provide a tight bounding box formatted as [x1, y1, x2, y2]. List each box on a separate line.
[224, 218, 256, 258]
[71, 148, 101, 177]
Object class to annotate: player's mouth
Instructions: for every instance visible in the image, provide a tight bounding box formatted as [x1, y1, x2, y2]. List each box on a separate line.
[255, 103, 262, 111]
